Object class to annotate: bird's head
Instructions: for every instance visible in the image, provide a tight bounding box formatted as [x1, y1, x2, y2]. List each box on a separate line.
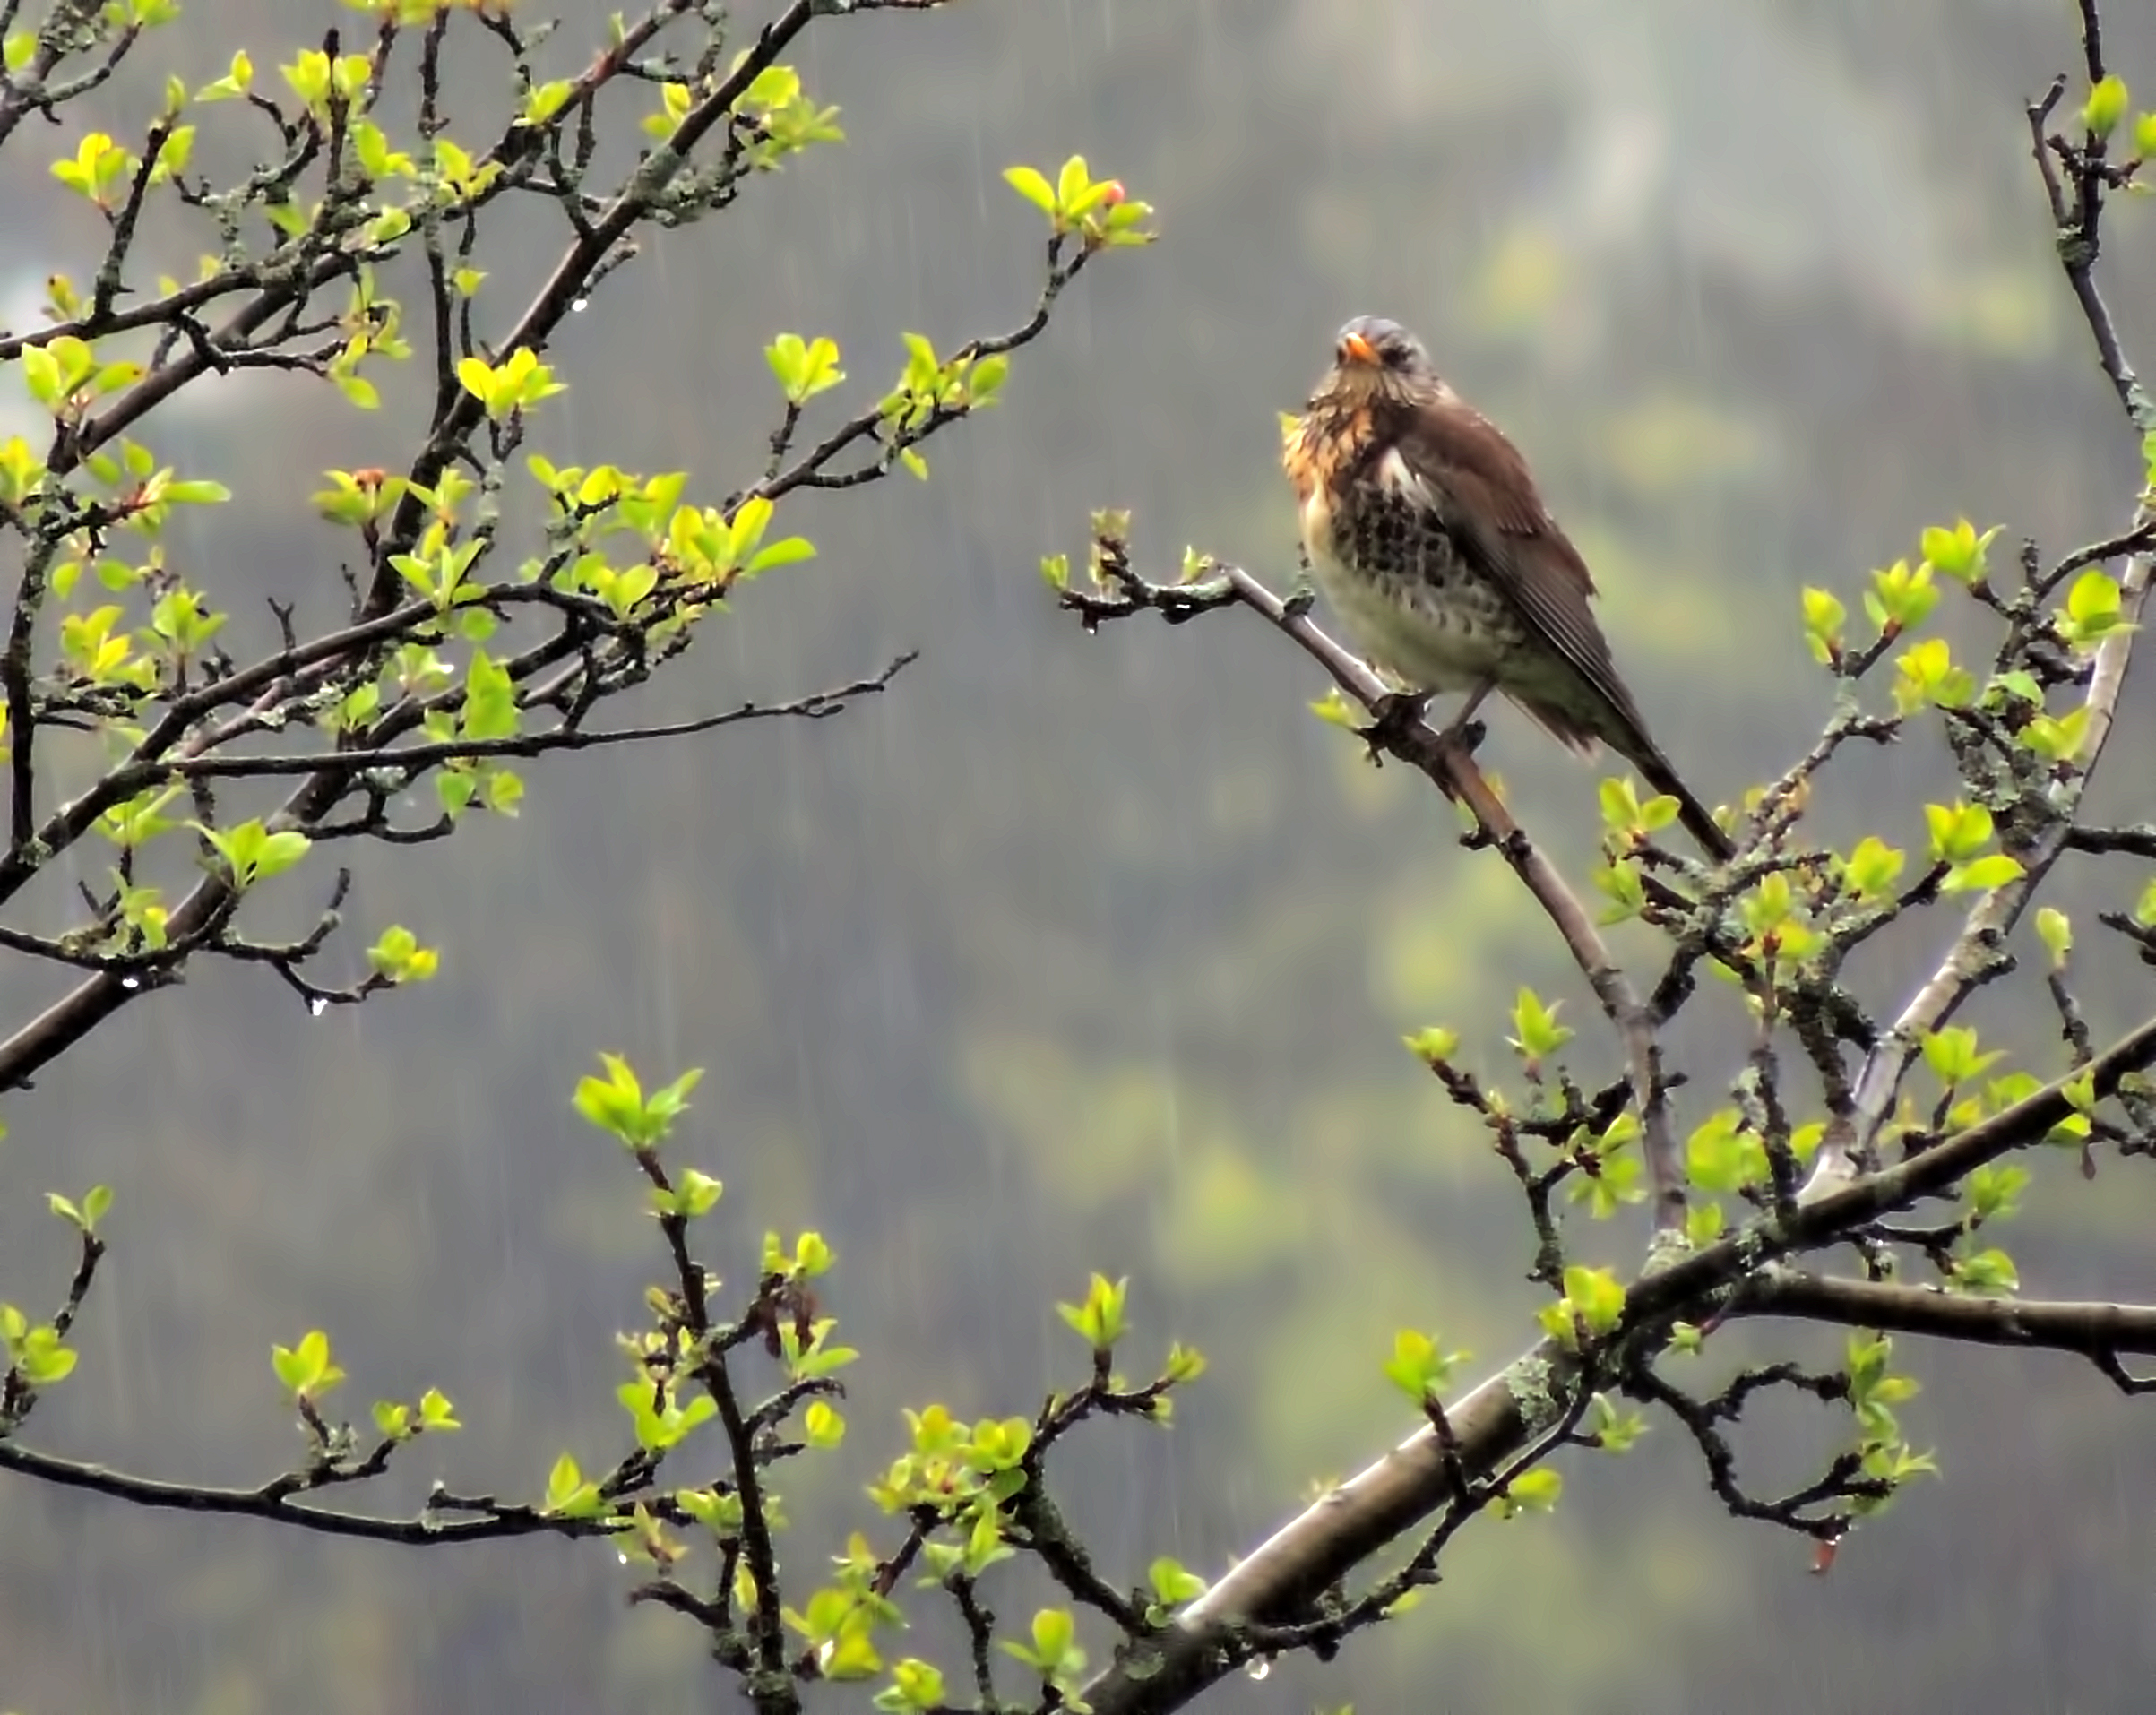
[1311, 315, 1436, 409]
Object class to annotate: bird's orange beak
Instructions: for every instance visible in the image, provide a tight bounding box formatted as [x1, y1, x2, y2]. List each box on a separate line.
[1339, 330, 1379, 366]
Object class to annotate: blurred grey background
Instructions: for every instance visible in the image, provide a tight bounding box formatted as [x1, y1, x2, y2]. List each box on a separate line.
[4, 0, 2156, 1710]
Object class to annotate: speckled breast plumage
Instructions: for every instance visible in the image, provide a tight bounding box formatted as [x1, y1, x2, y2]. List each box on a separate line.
[1290, 416, 1530, 696]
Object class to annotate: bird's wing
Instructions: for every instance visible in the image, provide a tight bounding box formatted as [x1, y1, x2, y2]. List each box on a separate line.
[1385, 399, 1652, 737]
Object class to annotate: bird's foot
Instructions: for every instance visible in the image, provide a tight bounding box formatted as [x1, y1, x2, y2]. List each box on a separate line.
[1355, 691, 1432, 764]
[1433, 715, 1487, 758]
[1281, 576, 1316, 621]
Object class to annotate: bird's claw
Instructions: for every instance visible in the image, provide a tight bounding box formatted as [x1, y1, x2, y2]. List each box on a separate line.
[1436, 716, 1486, 757]
[1281, 576, 1316, 621]
[1354, 691, 1433, 764]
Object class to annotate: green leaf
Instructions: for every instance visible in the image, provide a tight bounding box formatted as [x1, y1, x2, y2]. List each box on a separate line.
[418, 1387, 460, 1429]
[1381, 1329, 1470, 1403]
[1507, 988, 1572, 1065]
[1587, 1392, 1650, 1453]
[1033, 1606, 1076, 1662]
[1942, 852, 2022, 894]
[436, 771, 477, 818]
[2057, 568, 2134, 651]
[1966, 1162, 2029, 1224]
[21, 345, 61, 407]
[1919, 519, 1997, 586]
[367, 925, 439, 983]
[2020, 706, 2091, 763]
[999, 1607, 1084, 1679]
[968, 353, 1009, 402]
[1923, 800, 1995, 865]
[745, 536, 815, 574]
[159, 477, 229, 504]
[674, 1168, 723, 1218]
[252, 829, 310, 881]
[1001, 165, 1056, 221]
[646, 1065, 703, 1125]
[765, 332, 809, 395]
[2035, 907, 2073, 967]
[1921, 1026, 2000, 1087]
[1559, 1265, 1625, 1337]
[1593, 858, 1646, 924]
[542, 1451, 608, 1519]
[270, 1329, 344, 1398]
[11, 1324, 76, 1385]
[1950, 1246, 2021, 1294]
[195, 818, 309, 887]
[1500, 1467, 1563, 1515]
[1686, 1109, 1766, 1194]
[1893, 636, 1974, 711]
[461, 649, 517, 741]
[2083, 73, 2130, 139]
[1841, 835, 1905, 901]
[726, 494, 774, 564]
[573, 1053, 643, 1141]
[1402, 1025, 1460, 1064]
[1148, 1557, 1208, 1607]
[1056, 1272, 1128, 1349]
[875, 1659, 948, 1711]
[1864, 558, 1939, 635]
[1055, 155, 1091, 213]
[523, 79, 573, 125]
[572, 1056, 699, 1151]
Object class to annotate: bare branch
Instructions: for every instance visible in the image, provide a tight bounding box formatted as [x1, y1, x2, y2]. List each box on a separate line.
[1734, 1271, 2156, 1375]
[0, 1439, 611, 1546]
[123, 651, 918, 783]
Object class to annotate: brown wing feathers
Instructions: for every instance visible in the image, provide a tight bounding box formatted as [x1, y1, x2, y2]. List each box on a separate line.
[1387, 396, 1736, 862]
[1391, 399, 1652, 743]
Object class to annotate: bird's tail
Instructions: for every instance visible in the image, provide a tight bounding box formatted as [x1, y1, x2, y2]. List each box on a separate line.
[1514, 694, 1735, 863]
[1626, 742, 1737, 865]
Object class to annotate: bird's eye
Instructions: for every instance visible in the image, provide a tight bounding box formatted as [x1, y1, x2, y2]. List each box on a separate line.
[1380, 343, 1409, 369]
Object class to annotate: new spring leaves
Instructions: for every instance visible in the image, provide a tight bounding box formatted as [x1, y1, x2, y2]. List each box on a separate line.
[1002, 156, 1156, 249]
[268, 1324, 461, 1444]
[1589, 517, 2121, 869]
[1803, 519, 2131, 703]
[10, 48, 1152, 1032]
[2077, 72, 2156, 154]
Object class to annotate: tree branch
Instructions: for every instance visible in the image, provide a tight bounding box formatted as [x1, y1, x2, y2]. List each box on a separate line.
[117, 651, 917, 782]
[1085, 1008, 2156, 1714]
[1072, 540, 1693, 1237]
[1735, 1272, 2156, 1383]
[0, 1439, 610, 1546]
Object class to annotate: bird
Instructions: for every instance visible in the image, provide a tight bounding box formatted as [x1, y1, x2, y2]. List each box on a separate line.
[1281, 315, 1735, 864]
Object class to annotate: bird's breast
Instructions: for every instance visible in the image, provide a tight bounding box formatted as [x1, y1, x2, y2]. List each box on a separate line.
[1298, 470, 1522, 694]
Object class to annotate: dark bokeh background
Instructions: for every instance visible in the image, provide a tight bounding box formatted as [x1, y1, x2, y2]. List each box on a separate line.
[5, 1, 2156, 1710]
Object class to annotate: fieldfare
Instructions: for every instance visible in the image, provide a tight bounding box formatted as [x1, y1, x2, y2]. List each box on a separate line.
[1282, 315, 1734, 864]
